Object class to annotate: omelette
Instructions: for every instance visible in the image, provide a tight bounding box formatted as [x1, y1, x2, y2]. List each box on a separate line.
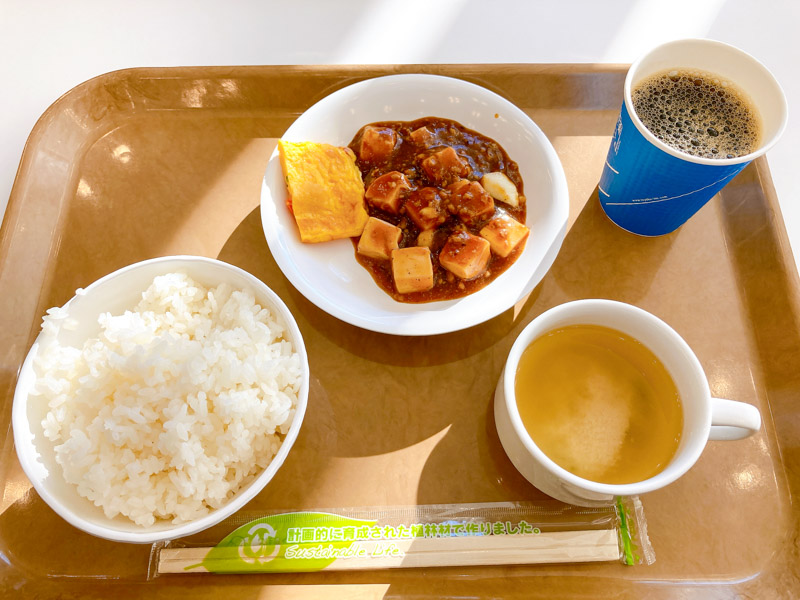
[278, 140, 369, 243]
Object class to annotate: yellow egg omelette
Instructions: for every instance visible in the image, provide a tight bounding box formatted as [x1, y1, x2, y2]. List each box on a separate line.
[278, 140, 369, 243]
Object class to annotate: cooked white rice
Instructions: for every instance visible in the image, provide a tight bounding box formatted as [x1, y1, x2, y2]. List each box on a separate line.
[32, 272, 301, 527]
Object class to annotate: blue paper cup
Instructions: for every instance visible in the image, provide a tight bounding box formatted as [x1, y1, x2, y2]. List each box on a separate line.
[599, 39, 787, 236]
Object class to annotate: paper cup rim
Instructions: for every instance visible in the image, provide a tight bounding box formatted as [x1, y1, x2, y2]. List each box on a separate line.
[623, 38, 788, 166]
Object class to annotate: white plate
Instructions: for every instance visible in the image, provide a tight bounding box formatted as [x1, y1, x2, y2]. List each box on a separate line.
[261, 74, 569, 336]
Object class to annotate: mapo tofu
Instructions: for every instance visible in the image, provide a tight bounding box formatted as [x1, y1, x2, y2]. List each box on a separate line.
[358, 126, 397, 164]
[365, 171, 411, 214]
[358, 217, 402, 260]
[349, 116, 529, 302]
[392, 247, 434, 294]
[446, 180, 495, 226]
[439, 231, 491, 280]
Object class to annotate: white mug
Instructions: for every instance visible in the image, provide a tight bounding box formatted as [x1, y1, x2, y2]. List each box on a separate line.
[494, 299, 761, 506]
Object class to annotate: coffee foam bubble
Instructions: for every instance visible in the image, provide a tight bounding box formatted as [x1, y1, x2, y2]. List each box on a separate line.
[633, 68, 761, 159]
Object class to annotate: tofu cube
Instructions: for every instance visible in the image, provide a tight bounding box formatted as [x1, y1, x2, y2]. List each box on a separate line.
[358, 126, 397, 163]
[446, 179, 495, 225]
[392, 247, 434, 294]
[358, 217, 402, 260]
[480, 211, 530, 257]
[404, 187, 447, 231]
[420, 146, 470, 185]
[481, 172, 520, 207]
[439, 231, 491, 280]
[365, 171, 411, 214]
[409, 126, 434, 146]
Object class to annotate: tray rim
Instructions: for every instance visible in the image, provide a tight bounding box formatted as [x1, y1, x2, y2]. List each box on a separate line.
[1, 63, 799, 598]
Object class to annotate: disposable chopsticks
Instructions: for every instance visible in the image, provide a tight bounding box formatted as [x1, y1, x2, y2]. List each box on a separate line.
[157, 528, 620, 573]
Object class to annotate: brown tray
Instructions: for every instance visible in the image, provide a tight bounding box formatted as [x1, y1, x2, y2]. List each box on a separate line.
[1, 64, 799, 598]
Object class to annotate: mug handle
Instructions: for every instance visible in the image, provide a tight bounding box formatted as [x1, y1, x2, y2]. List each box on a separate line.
[708, 398, 761, 441]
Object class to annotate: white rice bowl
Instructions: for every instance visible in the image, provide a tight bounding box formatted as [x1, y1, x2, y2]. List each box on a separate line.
[12, 257, 309, 543]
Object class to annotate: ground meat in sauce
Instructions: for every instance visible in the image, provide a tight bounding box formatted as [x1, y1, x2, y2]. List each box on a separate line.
[349, 117, 527, 303]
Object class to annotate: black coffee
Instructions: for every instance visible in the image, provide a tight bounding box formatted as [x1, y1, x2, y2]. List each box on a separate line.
[632, 69, 761, 159]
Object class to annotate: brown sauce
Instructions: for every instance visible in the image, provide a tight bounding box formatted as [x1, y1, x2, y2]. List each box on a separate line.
[348, 117, 527, 303]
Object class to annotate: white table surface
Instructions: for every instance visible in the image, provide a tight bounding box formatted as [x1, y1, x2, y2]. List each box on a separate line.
[2, 0, 797, 267]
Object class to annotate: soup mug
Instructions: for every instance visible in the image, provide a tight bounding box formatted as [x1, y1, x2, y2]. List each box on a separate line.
[494, 299, 761, 506]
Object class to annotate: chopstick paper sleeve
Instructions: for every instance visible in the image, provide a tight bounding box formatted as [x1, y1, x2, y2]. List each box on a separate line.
[151, 499, 654, 576]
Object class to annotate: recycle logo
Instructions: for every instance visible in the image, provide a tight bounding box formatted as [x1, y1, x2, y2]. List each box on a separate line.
[237, 522, 280, 564]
